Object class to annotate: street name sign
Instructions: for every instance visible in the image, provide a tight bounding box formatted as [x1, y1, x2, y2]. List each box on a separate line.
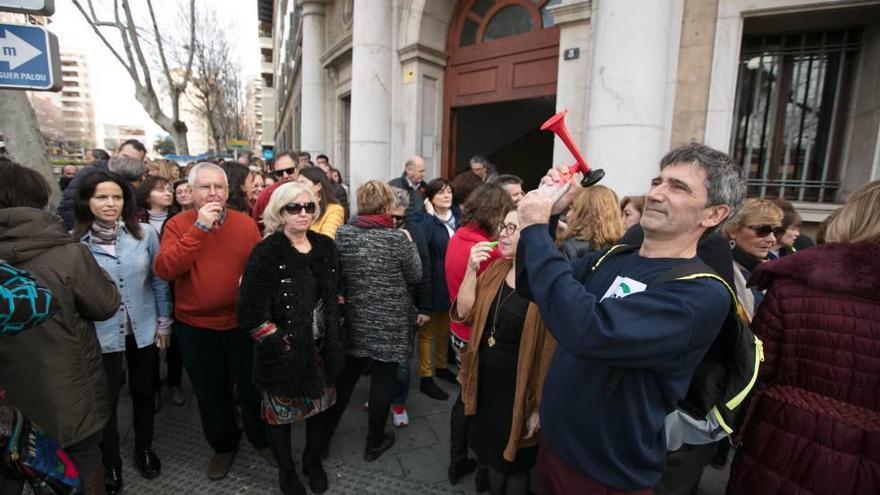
[0, 0, 54, 16]
[0, 23, 61, 91]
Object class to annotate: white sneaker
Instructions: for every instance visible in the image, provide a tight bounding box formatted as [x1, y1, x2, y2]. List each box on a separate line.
[392, 407, 409, 427]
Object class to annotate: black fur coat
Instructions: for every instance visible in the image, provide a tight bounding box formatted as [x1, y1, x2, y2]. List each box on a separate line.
[238, 230, 345, 399]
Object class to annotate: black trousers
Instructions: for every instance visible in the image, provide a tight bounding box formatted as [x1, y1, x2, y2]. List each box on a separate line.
[175, 322, 267, 453]
[100, 335, 158, 468]
[450, 392, 472, 464]
[165, 333, 183, 387]
[324, 355, 397, 447]
[654, 442, 717, 495]
[265, 408, 332, 472]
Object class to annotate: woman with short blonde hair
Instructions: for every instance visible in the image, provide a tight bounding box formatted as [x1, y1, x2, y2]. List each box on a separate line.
[356, 180, 395, 215]
[557, 185, 624, 259]
[723, 198, 784, 319]
[262, 183, 321, 235]
[824, 180, 880, 244]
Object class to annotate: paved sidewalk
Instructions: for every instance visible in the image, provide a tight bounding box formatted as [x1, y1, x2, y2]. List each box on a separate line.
[112, 363, 730, 494]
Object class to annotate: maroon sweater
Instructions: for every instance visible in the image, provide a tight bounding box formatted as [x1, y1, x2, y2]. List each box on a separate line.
[727, 241, 880, 495]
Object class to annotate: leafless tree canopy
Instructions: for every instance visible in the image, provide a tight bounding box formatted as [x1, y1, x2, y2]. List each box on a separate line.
[189, 11, 247, 153]
[71, 0, 197, 154]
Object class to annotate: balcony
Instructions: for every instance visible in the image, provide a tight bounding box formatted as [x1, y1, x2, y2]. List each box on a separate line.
[261, 61, 273, 76]
[260, 35, 273, 51]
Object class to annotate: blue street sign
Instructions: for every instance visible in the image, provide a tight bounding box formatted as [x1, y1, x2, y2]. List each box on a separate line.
[262, 149, 275, 160]
[0, 23, 61, 91]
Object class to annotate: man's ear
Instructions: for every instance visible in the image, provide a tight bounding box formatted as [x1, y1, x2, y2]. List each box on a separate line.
[702, 204, 730, 230]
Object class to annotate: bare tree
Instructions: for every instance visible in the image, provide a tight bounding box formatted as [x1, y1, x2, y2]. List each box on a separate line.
[0, 91, 61, 207]
[189, 11, 246, 153]
[71, 0, 197, 154]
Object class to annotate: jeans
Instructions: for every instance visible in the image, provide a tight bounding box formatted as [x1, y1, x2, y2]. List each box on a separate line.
[390, 359, 411, 406]
[100, 334, 158, 468]
[175, 322, 267, 453]
[324, 356, 398, 447]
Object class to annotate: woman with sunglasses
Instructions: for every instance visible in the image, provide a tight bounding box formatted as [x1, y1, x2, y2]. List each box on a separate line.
[453, 208, 556, 495]
[296, 167, 345, 239]
[238, 182, 346, 495]
[722, 198, 784, 320]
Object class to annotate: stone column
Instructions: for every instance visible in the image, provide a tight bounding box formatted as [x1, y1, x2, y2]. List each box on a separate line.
[349, 0, 393, 204]
[549, 0, 592, 168]
[299, 0, 327, 156]
[585, 0, 682, 197]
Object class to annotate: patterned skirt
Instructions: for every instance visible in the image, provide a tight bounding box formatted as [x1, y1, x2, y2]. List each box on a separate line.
[261, 378, 336, 425]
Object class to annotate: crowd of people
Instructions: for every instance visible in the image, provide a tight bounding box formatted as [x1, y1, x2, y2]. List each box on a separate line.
[0, 139, 878, 495]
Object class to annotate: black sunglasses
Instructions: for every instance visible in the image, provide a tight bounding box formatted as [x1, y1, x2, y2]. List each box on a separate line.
[273, 167, 297, 178]
[747, 224, 786, 238]
[282, 202, 316, 215]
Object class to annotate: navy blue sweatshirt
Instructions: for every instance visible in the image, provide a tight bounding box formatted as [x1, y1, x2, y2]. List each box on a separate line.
[516, 225, 728, 490]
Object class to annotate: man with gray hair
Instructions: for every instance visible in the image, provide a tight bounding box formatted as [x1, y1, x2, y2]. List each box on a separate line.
[153, 162, 273, 480]
[514, 143, 746, 493]
[57, 139, 148, 230]
[389, 155, 428, 216]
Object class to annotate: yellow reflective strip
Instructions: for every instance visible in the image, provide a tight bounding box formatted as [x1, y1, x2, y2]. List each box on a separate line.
[725, 335, 764, 409]
[713, 406, 733, 435]
[591, 244, 629, 272]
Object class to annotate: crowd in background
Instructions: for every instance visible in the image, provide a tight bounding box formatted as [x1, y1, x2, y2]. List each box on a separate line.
[0, 139, 878, 495]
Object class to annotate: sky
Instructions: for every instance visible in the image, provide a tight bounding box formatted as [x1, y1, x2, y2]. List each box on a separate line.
[47, 0, 260, 145]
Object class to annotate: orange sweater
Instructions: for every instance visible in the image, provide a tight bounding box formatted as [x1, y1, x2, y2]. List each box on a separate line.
[153, 208, 261, 330]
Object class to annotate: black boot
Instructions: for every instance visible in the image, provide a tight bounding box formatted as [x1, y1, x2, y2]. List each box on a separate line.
[279, 468, 306, 495]
[420, 377, 449, 400]
[448, 457, 477, 485]
[435, 367, 458, 384]
[104, 465, 123, 495]
[363, 431, 395, 462]
[302, 455, 328, 494]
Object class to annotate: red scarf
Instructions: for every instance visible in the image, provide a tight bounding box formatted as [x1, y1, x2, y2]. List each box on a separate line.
[352, 214, 394, 229]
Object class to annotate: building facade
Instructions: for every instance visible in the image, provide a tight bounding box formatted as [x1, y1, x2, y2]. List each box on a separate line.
[262, 0, 880, 220]
[245, 76, 265, 150]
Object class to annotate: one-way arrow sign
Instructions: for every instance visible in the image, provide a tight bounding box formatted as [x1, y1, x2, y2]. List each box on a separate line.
[0, 29, 41, 69]
[0, 23, 61, 91]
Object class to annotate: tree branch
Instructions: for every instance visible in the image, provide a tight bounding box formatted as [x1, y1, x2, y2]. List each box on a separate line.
[180, 0, 197, 92]
[121, 0, 155, 94]
[145, 0, 174, 94]
[71, 0, 135, 79]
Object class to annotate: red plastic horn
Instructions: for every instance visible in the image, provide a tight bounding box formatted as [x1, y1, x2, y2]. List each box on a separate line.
[540, 110, 604, 187]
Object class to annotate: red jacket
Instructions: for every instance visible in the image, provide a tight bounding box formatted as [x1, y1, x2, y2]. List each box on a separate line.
[727, 241, 880, 495]
[445, 222, 500, 342]
[153, 209, 261, 330]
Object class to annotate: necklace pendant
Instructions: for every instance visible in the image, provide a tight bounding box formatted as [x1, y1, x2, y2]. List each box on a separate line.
[487, 335, 496, 348]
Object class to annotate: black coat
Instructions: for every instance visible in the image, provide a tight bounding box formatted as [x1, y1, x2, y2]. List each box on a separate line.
[238, 230, 346, 399]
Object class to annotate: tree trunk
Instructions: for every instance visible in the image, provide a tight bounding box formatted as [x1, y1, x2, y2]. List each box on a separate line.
[172, 129, 190, 157]
[0, 90, 61, 208]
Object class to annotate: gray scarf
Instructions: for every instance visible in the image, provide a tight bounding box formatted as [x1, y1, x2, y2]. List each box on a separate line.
[90, 219, 120, 245]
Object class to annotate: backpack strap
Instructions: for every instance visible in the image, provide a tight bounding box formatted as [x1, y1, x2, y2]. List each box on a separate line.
[590, 244, 638, 272]
[603, 261, 746, 399]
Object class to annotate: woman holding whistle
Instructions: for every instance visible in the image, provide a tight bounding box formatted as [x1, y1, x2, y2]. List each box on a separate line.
[452, 208, 557, 495]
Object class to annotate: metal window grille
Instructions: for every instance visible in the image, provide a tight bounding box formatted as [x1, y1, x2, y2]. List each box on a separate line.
[730, 29, 860, 202]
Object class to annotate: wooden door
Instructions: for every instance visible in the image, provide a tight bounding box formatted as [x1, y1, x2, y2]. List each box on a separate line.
[443, 0, 561, 177]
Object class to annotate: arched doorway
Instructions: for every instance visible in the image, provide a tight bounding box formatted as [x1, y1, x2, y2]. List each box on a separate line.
[443, 0, 561, 188]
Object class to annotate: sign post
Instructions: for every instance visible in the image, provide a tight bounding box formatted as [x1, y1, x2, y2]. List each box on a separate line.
[0, 23, 61, 91]
[0, 0, 54, 16]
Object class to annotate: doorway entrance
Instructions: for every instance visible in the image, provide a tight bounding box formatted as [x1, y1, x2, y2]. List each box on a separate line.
[443, 0, 562, 183]
[452, 96, 556, 189]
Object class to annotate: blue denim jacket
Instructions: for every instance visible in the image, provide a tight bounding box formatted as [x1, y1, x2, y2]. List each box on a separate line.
[81, 223, 172, 352]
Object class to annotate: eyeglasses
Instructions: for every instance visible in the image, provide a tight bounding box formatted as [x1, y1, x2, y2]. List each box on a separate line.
[391, 214, 405, 228]
[747, 225, 786, 238]
[273, 167, 297, 178]
[282, 202, 316, 215]
[497, 222, 518, 236]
